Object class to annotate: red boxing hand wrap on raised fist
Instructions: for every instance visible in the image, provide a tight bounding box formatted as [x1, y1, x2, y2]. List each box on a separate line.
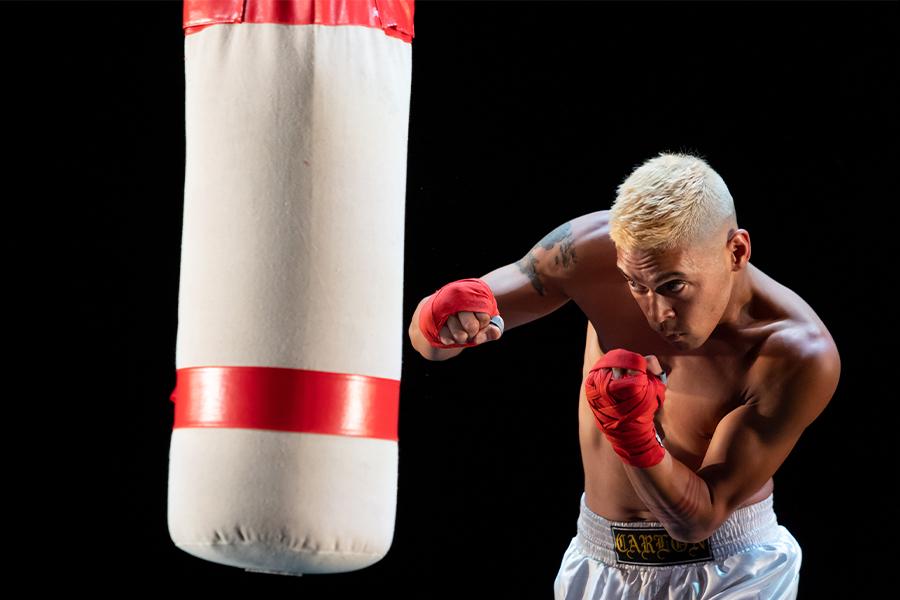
[585, 348, 667, 468]
[418, 278, 500, 348]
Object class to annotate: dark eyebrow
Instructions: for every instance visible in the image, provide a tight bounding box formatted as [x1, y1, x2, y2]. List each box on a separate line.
[616, 265, 687, 286]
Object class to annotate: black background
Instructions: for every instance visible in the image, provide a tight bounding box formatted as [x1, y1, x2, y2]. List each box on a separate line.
[9, 0, 897, 597]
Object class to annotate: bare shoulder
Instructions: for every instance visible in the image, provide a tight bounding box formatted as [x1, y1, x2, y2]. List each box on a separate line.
[745, 316, 841, 428]
[514, 210, 616, 296]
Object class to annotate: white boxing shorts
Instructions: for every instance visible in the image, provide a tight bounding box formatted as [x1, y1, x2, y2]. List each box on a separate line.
[554, 492, 801, 599]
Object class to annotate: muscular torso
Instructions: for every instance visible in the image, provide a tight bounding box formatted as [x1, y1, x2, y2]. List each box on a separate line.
[562, 212, 825, 521]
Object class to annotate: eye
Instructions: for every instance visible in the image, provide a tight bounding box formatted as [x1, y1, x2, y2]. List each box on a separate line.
[625, 279, 686, 293]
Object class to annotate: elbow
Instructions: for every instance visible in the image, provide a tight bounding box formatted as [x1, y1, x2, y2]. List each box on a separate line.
[668, 512, 722, 544]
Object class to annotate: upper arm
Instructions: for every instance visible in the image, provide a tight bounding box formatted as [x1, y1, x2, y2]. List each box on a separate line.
[696, 334, 841, 532]
[480, 217, 591, 332]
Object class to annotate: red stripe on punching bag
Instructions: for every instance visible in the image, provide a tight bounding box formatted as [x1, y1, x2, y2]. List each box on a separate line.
[183, 0, 415, 42]
[170, 367, 400, 441]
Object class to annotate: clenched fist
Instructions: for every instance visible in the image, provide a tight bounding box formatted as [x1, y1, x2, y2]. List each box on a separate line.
[585, 348, 668, 468]
[606, 354, 665, 384]
[418, 278, 504, 349]
[438, 310, 502, 346]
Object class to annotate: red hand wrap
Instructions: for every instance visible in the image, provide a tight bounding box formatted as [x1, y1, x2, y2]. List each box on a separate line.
[584, 348, 667, 468]
[418, 278, 500, 348]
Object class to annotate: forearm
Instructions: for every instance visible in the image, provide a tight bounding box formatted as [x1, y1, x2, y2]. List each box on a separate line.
[408, 295, 465, 361]
[621, 451, 719, 543]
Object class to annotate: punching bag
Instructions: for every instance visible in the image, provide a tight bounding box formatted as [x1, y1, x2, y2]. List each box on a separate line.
[167, 0, 414, 575]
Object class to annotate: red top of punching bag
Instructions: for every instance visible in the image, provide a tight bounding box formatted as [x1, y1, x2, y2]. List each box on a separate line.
[183, 0, 415, 42]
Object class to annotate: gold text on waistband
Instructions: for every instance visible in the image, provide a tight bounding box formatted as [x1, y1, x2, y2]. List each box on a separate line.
[611, 526, 713, 566]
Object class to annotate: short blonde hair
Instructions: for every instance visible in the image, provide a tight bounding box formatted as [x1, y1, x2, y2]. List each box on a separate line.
[609, 153, 737, 254]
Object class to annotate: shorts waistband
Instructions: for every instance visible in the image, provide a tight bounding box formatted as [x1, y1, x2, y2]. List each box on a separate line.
[575, 492, 779, 568]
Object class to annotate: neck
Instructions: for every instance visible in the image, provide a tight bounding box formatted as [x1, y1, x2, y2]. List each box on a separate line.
[712, 262, 757, 339]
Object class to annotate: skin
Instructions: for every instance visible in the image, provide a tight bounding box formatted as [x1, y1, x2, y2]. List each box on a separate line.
[409, 210, 841, 543]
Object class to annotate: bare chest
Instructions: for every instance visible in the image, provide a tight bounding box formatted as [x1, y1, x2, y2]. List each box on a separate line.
[652, 359, 748, 468]
[572, 281, 751, 468]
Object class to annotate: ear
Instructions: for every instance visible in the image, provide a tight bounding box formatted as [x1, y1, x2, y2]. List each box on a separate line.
[728, 229, 751, 269]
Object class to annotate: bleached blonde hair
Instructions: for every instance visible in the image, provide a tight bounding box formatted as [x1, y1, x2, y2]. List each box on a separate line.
[609, 153, 737, 255]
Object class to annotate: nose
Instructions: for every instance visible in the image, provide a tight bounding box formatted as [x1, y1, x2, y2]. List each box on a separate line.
[647, 293, 676, 331]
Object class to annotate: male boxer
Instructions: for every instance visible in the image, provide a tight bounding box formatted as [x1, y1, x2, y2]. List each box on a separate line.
[408, 153, 840, 598]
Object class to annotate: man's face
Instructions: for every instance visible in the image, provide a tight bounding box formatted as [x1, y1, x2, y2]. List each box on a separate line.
[615, 239, 732, 350]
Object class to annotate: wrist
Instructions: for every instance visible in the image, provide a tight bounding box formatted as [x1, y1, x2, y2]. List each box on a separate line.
[597, 417, 666, 468]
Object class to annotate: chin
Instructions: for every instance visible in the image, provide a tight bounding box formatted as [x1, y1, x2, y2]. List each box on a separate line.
[667, 334, 696, 349]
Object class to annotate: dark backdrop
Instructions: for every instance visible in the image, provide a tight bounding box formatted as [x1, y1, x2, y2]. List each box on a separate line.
[10, 0, 897, 597]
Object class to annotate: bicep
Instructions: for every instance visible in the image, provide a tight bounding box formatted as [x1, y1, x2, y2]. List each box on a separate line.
[698, 347, 839, 515]
[697, 403, 800, 514]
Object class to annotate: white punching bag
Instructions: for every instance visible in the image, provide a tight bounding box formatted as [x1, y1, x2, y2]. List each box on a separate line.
[167, 0, 414, 575]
